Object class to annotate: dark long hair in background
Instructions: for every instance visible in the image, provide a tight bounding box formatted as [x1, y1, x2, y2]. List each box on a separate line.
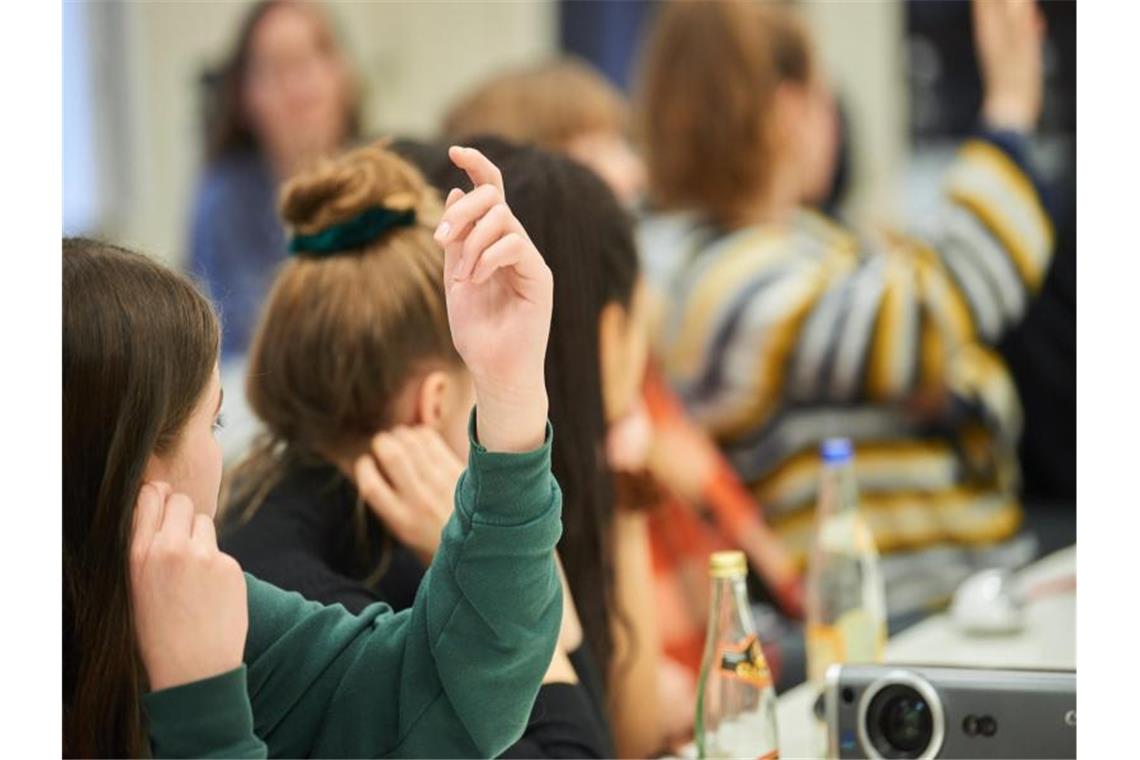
[62, 239, 220, 757]
[406, 136, 640, 687]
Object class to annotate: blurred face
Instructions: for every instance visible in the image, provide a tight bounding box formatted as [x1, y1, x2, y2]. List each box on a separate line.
[789, 76, 840, 206]
[145, 366, 225, 518]
[564, 131, 647, 208]
[243, 3, 351, 168]
[599, 278, 652, 424]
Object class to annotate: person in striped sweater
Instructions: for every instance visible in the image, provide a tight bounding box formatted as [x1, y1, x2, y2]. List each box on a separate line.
[636, 0, 1054, 614]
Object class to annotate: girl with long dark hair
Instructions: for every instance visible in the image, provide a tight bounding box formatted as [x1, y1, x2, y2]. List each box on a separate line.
[407, 136, 672, 757]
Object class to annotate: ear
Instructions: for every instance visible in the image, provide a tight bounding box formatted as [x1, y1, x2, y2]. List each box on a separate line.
[771, 81, 809, 142]
[412, 369, 454, 430]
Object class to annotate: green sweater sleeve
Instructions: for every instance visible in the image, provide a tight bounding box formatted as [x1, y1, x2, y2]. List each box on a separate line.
[143, 666, 266, 758]
[141, 415, 562, 758]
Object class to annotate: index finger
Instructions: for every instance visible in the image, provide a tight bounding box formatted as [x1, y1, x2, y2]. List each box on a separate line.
[449, 145, 504, 197]
[131, 483, 164, 557]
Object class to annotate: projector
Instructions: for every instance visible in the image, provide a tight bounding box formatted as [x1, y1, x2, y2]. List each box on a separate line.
[822, 664, 1076, 759]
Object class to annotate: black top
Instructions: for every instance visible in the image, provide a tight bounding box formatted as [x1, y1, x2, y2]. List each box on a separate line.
[221, 460, 614, 758]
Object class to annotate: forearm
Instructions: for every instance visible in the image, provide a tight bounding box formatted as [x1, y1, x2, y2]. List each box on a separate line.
[398, 413, 564, 757]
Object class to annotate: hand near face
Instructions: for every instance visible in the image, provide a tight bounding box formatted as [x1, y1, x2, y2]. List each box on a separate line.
[435, 146, 553, 453]
[353, 426, 464, 565]
[129, 482, 248, 692]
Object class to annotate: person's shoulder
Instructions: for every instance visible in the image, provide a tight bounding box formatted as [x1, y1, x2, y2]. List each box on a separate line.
[789, 207, 858, 258]
[637, 210, 703, 250]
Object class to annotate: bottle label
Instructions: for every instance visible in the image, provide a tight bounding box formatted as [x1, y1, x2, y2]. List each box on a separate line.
[717, 634, 773, 690]
[806, 609, 887, 682]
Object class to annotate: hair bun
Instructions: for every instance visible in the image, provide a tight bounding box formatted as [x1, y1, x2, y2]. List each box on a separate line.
[279, 140, 439, 236]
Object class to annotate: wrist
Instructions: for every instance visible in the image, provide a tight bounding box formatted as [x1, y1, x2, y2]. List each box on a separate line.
[472, 376, 549, 453]
[981, 94, 1038, 134]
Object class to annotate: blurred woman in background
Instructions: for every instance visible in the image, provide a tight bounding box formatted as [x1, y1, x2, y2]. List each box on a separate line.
[417, 137, 677, 757]
[190, 0, 359, 358]
[441, 57, 646, 207]
[636, 0, 1053, 614]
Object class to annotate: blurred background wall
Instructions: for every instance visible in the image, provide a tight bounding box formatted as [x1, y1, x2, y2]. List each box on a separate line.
[64, 0, 558, 266]
[63, 0, 915, 268]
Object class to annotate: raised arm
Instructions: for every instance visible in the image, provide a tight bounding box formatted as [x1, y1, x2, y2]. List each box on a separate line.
[668, 0, 1050, 442]
[142, 146, 564, 758]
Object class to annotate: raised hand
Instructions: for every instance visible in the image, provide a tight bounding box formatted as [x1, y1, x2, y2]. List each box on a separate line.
[353, 426, 464, 564]
[973, 0, 1046, 132]
[130, 482, 248, 692]
[435, 146, 553, 453]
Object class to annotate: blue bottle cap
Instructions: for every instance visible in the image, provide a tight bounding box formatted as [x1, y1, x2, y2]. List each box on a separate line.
[820, 437, 853, 464]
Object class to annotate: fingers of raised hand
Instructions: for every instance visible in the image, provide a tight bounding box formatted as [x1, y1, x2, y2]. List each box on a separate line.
[459, 203, 520, 281]
[445, 187, 465, 209]
[435, 184, 500, 248]
[469, 233, 525, 285]
[448, 145, 504, 196]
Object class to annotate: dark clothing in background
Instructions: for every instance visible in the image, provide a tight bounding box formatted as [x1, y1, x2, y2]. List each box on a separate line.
[221, 460, 615, 758]
[188, 150, 286, 358]
[998, 180, 1076, 558]
[221, 461, 426, 612]
[998, 194, 1076, 502]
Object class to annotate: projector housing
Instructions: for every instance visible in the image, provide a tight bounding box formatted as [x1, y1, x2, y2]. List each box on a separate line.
[823, 664, 1076, 759]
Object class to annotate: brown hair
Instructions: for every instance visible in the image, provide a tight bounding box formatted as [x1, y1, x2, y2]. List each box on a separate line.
[442, 57, 629, 149]
[636, 0, 814, 226]
[232, 141, 453, 518]
[63, 239, 220, 757]
[204, 0, 360, 163]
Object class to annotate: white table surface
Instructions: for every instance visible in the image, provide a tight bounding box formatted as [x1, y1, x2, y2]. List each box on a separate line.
[775, 546, 1076, 759]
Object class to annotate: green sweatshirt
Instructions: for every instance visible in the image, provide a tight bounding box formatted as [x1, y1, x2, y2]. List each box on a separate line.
[143, 418, 563, 758]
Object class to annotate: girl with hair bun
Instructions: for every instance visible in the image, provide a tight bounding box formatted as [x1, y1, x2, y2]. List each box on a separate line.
[222, 141, 614, 758]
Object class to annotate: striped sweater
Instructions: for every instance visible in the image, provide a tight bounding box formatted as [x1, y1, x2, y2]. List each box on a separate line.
[638, 136, 1054, 613]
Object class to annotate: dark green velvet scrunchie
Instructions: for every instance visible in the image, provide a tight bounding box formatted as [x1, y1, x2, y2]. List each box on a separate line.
[289, 206, 416, 256]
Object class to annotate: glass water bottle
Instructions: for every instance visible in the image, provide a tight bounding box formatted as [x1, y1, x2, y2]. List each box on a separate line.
[695, 550, 780, 759]
[805, 438, 888, 685]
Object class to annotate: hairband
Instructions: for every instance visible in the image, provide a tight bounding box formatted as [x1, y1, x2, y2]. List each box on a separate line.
[289, 206, 417, 256]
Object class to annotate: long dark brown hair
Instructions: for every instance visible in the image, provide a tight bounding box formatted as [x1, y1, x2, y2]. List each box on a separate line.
[202, 0, 361, 163]
[408, 136, 641, 688]
[63, 239, 220, 757]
